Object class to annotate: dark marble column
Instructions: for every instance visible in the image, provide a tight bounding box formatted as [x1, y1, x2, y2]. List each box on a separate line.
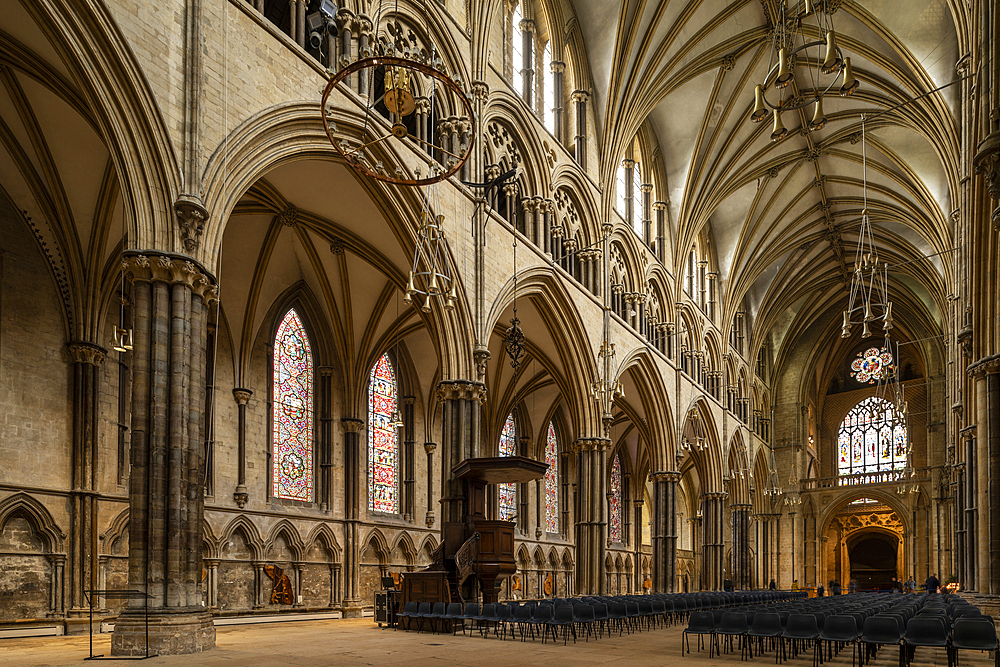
[341, 417, 364, 617]
[572, 90, 589, 169]
[436, 381, 486, 525]
[731, 504, 752, 590]
[66, 342, 105, 621]
[651, 471, 680, 592]
[574, 437, 609, 594]
[550, 61, 565, 145]
[112, 252, 216, 655]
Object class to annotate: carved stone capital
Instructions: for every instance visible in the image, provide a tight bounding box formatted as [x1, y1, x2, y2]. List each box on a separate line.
[621, 158, 636, 170]
[652, 201, 668, 212]
[550, 60, 566, 74]
[640, 183, 653, 194]
[473, 347, 491, 381]
[968, 353, 1000, 378]
[571, 89, 590, 104]
[68, 341, 107, 366]
[650, 470, 681, 484]
[423, 442, 437, 454]
[174, 194, 209, 254]
[123, 251, 218, 305]
[435, 379, 487, 403]
[470, 80, 490, 102]
[232, 388, 253, 406]
[341, 418, 365, 434]
[233, 485, 249, 508]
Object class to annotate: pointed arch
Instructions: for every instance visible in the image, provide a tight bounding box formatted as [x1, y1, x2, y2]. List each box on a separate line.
[265, 519, 306, 562]
[272, 307, 315, 502]
[0, 493, 64, 552]
[219, 516, 266, 561]
[368, 352, 400, 513]
[305, 523, 342, 561]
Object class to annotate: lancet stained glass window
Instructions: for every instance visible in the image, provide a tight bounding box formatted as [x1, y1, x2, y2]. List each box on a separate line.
[609, 454, 623, 542]
[837, 396, 907, 477]
[544, 422, 559, 533]
[368, 353, 399, 513]
[272, 309, 313, 501]
[499, 412, 517, 521]
[851, 346, 894, 384]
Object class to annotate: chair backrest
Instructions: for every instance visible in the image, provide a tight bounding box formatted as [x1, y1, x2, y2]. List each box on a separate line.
[554, 604, 575, 623]
[721, 612, 748, 632]
[575, 604, 595, 622]
[494, 604, 511, 620]
[403, 601, 418, 613]
[533, 604, 553, 621]
[785, 614, 820, 636]
[610, 602, 627, 618]
[513, 604, 533, 621]
[751, 612, 782, 635]
[431, 602, 446, 615]
[480, 603, 495, 617]
[464, 603, 479, 617]
[862, 616, 902, 643]
[446, 602, 463, 616]
[952, 617, 999, 650]
[592, 603, 609, 619]
[417, 602, 432, 614]
[905, 617, 949, 641]
[823, 615, 859, 639]
[687, 610, 715, 631]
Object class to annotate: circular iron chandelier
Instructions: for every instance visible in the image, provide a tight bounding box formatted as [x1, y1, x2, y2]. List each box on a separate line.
[750, 0, 859, 140]
[321, 55, 475, 186]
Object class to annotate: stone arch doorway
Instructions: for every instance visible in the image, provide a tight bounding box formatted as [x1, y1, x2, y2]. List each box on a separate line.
[847, 531, 899, 590]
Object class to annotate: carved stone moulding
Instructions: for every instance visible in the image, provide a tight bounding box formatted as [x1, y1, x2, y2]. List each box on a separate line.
[122, 251, 218, 305]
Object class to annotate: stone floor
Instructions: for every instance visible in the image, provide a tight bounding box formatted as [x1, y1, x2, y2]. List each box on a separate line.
[0, 617, 988, 667]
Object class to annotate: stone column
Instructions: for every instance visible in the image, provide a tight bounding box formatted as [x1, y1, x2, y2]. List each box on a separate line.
[689, 516, 702, 589]
[336, 10, 355, 87]
[622, 159, 636, 230]
[232, 389, 251, 508]
[731, 504, 752, 590]
[574, 437, 610, 594]
[341, 418, 364, 616]
[560, 450, 571, 538]
[356, 16, 372, 96]
[67, 342, 105, 618]
[436, 381, 486, 525]
[633, 498, 644, 592]
[653, 201, 668, 263]
[317, 367, 334, 512]
[550, 61, 565, 144]
[424, 442, 436, 528]
[402, 396, 416, 522]
[112, 252, 216, 655]
[572, 90, 589, 169]
[203, 559, 219, 609]
[48, 554, 66, 616]
[519, 19, 535, 104]
[542, 199, 554, 256]
[968, 357, 1000, 595]
[701, 492, 727, 591]
[962, 425, 977, 589]
[640, 183, 653, 246]
[651, 471, 680, 592]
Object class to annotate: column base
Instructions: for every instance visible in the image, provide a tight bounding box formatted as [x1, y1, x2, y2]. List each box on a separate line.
[111, 608, 215, 656]
[341, 600, 364, 618]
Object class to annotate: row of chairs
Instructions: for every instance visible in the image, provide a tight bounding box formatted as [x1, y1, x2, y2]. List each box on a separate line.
[396, 589, 804, 644]
[682, 592, 998, 667]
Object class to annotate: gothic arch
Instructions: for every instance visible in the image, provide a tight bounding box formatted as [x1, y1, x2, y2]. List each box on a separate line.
[305, 524, 342, 561]
[219, 515, 266, 561]
[0, 493, 64, 553]
[360, 527, 390, 565]
[265, 519, 306, 562]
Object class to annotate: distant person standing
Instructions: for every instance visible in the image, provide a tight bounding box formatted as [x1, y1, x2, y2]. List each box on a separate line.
[769, 578, 777, 591]
[817, 583, 825, 597]
[925, 573, 940, 594]
[791, 579, 800, 591]
[904, 576, 915, 593]
[849, 579, 857, 594]
[831, 580, 842, 596]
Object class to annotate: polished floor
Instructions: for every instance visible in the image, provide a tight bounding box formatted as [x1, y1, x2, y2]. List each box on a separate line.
[0, 616, 987, 667]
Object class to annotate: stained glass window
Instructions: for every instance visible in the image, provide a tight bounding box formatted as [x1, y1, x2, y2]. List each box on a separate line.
[499, 412, 517, 521]
[837, 397, 907, 478]
[851, 347, 894, 384]
[272, 309, 313, 501]
[544, 422, 559, 533]
[609, 454, 622, 542]
[512, 4, 524, 97]
[368, 353, 399, 513]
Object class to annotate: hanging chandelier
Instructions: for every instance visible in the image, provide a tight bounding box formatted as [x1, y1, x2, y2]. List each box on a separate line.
[730, 439, 752, 480]
[403, 208, 457, 313]
[761, 447, 783, 498]
[680, 409, 707, 452]
[750, 0, 859, 141]
[319, 2, 474, 186]
[841, 117, 893, 339]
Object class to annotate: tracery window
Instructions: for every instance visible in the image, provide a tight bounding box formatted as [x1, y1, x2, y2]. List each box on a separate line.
[543, 41, 554, 132]
[512, 4, 524, 97]
[368, 353, 399, 513]
[609, 454, 623, 542]
[837, 397, 907, 477]
[499, 412, 517, 521]
[544, 421, 559, 532]
[851, 346, 894, 384]
[272, 309, 313, 502]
